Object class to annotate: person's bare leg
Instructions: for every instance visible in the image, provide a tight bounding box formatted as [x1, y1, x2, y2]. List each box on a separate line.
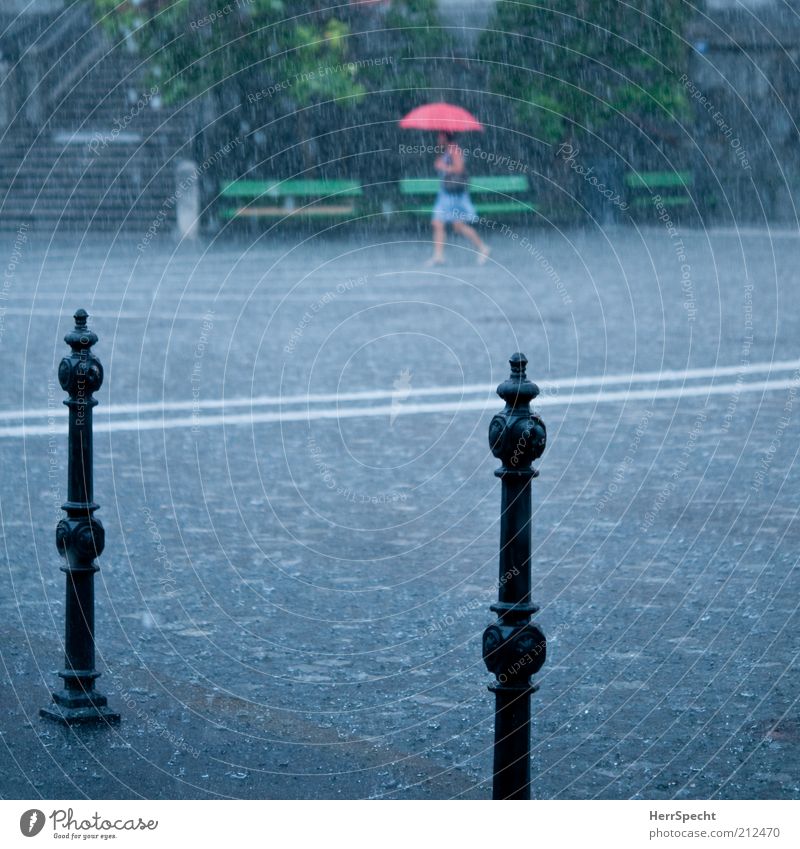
[453, 220, 490, 264]
[426, 220, 446, 265]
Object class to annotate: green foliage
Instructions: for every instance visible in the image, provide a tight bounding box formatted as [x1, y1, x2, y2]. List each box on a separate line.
[91, 0, 365, 108]
[90, 1, 451, 176]
[92, 0, 448, 111]
[479, 0, 692, 145]
[342, 0, 450, 114]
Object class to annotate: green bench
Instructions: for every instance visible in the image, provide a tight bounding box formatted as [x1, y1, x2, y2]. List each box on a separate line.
[219, 178, 364, 221]
[624, 170, 694, 211]
[397, 175, 534, 217]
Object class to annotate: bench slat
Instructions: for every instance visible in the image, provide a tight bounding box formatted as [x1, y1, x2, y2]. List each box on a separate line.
[470, 176, 530, 192]
[399, 202, 536, 215]
[221, 179, 363, 198]
[630, 196, 692, 208]
[221, 203, 357, 219]
[398, 179, 440, 195]
[399, 175, 530, 195]
[476, 201, 535, 213]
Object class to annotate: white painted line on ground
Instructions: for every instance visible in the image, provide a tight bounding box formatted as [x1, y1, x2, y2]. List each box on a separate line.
[0, 292, 494, 321]
[707, 227, 800, 238]
[2, 358, 798, 424]
[3, 293, 410, 306]
[0, 376, 796, 439]
[2, 277, 466, 305]
[0, 308, 216, 321]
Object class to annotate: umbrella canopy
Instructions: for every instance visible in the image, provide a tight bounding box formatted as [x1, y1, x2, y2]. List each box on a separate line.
[399, 102, 483, 133]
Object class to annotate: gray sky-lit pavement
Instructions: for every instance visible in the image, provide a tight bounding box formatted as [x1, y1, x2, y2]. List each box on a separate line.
[0, 222, 798, 799]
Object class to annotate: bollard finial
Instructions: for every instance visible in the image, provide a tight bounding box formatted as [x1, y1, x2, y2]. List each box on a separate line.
[509, 351, 527, 375]
[496, 351, 539, 410]
[490, 351, 546, 467]
[64, 307, 98, 354]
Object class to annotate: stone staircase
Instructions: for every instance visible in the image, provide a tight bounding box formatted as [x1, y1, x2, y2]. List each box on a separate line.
[0, 5, 193, 233]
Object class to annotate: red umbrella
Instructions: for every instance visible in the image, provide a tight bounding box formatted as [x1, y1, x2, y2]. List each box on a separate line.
[399, 102, 483, 133]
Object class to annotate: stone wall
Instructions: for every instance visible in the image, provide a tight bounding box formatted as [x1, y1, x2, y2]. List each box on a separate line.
[688, 0, 800, 222]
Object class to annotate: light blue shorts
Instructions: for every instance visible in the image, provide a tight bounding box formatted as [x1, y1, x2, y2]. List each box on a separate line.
[432, 189, 478, 224]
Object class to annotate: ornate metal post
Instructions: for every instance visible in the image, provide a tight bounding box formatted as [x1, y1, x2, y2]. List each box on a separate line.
[483, 352, 547, 799]
[40, 309, 119, 725]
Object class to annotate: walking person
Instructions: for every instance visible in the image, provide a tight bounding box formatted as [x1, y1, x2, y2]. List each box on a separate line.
[426, 132, 490, 266]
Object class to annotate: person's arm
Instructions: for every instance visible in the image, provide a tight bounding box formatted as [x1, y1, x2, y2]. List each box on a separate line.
[448, 145, 465, 174]
[435, 145, 464, 174]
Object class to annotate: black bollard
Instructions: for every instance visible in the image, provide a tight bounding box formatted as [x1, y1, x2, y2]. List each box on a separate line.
[483, 352, 547, 799]
[40, 309, 119, 725]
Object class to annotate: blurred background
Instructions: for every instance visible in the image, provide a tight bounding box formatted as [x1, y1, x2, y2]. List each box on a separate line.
[0, 0, 797, 234]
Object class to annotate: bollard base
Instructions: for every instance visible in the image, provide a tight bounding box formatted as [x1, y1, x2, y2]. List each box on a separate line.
[40, 705, 121, 726]
[40, 691, 120, 726]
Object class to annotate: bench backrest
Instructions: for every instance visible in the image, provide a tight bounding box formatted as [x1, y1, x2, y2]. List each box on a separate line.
[221, 179, 363, 199]
[399, 175, 530, 195]
[624, 171, 693, 190]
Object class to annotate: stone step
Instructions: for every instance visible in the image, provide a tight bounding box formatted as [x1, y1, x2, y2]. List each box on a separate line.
[0, 14, 192, 233]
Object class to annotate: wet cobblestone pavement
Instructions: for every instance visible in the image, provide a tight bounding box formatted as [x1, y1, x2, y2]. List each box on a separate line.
[1, 226, 798, 799]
